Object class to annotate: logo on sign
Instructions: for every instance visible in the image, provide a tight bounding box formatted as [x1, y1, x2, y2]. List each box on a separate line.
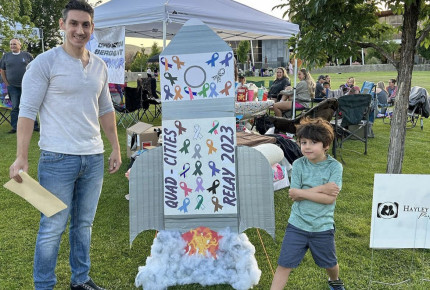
[377, 202, 399, 219]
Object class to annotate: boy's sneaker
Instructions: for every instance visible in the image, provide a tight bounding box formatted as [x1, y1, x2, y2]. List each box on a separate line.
[328, 278, 345, 290]
[70, 278, 106, 290]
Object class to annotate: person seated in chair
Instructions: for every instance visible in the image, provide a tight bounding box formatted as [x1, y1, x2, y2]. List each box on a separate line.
[387, 78, 397, 104]
[339, 77, 356, 95]
[268, 67, 290, 101]
[375, 81, 389, 115]
[273, 68, 315, 117]
[314, 75, 327, 102]
[237, 74, 246, 87]
[147, 74, 159, 99]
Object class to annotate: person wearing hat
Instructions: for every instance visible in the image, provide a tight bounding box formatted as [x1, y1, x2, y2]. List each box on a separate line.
[314, 75, 326, 102]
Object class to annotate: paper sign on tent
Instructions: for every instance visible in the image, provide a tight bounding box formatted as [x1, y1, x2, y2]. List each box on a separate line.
[3, 172, 67, 217]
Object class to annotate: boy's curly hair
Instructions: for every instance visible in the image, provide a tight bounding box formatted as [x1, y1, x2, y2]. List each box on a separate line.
[295, 117, 334, 148]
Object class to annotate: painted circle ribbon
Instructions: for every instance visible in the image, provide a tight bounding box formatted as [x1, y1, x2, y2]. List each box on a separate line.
[207, 179, 220, 194]
[164, 72, 178, 86]
[192, 161, 203, 176]
[195, 177, 205, 192]
[212, 196, 223, 212]
[208, 161, 220, 176]
[180, 181, 193, 197]
[180, 163, 190, 178]
[178, 198, 190, 213]
[172, 55, 185, 69]
[192, 144, 202, 159]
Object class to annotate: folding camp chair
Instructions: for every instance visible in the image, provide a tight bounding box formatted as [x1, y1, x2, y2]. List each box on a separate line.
[114, 87, 141, 128]
[407, 86, 429, 130]
[331, 94, 372, 163]
[138, 77, 162, 121]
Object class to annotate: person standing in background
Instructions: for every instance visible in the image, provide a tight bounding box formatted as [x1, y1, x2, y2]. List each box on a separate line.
[1, 38, 39, 133]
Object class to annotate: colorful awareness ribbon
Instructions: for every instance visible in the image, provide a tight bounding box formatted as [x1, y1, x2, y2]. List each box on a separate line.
[174, 85, 183, 100]
[212, 68, 225, 83]
[178, 198, 190, 213]
[195, 177, 205, 192]
[220, 81, 232, 96]
[180, 181, 193, 197]
[172, 55, 185, 69]
[193, 124, 203, 140]
[206, 139, 217, 154]
[160, 57, 173, 71]
[198, 83, 210, 98]
[209, 83, 218, 98]
[164, 85, 174, 100]
[192, 144, 202, 159]
[195, 195, 205, 210]
[180, 163, 190, 178]
[220, 52, 233, 67]
[208, 120, 219, 135]
[184, 86, 197, 100]
[192, 161, 203, 176]
[205, 52, 219, 67]
[212, 196, 223, 212]
[207, 179, 220, 194]
[175, 120, 187, 135]
[208, 161, 220, 176]
[179, 139, 190, 154]
[164, 72, 178, 86]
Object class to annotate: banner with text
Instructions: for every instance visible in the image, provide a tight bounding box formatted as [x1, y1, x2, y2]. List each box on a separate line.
[370, 174, 430, 249]
[87, 26, 125, 84]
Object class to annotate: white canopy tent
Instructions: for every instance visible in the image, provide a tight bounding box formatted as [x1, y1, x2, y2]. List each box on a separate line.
[94, 0, 302, 118]
[94, 0, 299, 46]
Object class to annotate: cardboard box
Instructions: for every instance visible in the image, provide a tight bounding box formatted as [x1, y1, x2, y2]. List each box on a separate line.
[126, 122, 161, 157]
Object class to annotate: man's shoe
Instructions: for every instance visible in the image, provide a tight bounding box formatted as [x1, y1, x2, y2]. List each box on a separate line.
[70, 278, 106, 290]
[8, 129, 16, 134]
[328, 278, 345, 290]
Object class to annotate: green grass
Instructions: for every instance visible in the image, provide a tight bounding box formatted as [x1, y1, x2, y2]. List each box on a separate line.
[1, 70, 430, 289]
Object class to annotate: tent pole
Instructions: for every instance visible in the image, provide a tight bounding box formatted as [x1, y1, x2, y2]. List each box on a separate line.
[163, 20, 167, 49]
[292, 41, 298, 119]
[250, 40, 255, 70]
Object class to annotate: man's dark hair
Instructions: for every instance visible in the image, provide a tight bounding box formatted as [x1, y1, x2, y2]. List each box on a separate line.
[389, 78, 396, 85]
[296, 117, 334, 148]
[62, 0, 94, 21]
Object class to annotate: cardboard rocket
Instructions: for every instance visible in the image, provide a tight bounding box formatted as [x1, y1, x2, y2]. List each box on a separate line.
[130, 19, 275, 289]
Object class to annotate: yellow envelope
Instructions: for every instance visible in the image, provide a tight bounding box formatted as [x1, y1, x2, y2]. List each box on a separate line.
[3, 172, 67, 217]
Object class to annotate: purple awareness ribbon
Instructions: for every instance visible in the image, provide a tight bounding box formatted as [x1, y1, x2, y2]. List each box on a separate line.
[160, 57, 173, 68]
[195, 177, 205, 192]
[208, 161, 220, 176]
[220, 52, 233, 67]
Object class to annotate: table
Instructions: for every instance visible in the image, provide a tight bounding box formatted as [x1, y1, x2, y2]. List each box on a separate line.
[235, 100, 274, 120]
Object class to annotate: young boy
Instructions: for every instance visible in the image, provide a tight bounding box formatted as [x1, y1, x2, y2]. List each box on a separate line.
[271, 117, 344, 290]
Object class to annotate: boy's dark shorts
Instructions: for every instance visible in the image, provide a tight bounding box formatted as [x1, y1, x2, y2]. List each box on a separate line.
[278, 223, 338, 269]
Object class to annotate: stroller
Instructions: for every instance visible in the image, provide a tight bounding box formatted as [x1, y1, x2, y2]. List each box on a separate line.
[407, 86, 429, 130]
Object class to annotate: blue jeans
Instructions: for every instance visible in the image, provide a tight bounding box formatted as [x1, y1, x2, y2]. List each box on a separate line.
[8, 85, 39, 130]
[34, 151, 104, 290]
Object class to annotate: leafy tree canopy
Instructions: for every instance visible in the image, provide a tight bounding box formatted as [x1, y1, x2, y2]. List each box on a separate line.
[236, 40, 250, 64]
[0, 0, 33, 52]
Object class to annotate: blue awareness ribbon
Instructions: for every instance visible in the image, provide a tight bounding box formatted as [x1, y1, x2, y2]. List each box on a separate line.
[208, 161, 220, 176]
[205, 52, 219, 67]
[164, 85, 174, 100]
[220, 52, 233, 67]
[178, 198, 190, 213]
[180, 163, 190, 178]
[209, 83, 218, 98]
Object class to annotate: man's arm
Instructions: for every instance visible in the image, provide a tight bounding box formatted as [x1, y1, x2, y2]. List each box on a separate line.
[99, 111, 122, 174]
[289, 182, 340, 205]
[1, 69, 8, 86]
[9, 117, 35, 182]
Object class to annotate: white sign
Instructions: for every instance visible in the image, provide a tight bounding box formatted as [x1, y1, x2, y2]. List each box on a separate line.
[87, 26, 125, 84]
[370, 174, 430, 249]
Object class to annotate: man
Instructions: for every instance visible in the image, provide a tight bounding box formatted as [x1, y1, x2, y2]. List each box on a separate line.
[314, 75, 326, 101]
[9, 1, 121, 290]
[1, 38, 39, 133]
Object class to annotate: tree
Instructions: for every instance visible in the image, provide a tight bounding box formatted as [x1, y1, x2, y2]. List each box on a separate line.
[26, 0, 69, 54]
[276, 0, 430, 174]
[130, 50, 148, 72]
[0, 0, 33, 52]
[236, 40, 250, 64]
[149, 42, 161, 57]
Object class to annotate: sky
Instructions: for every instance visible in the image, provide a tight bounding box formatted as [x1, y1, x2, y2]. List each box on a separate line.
[90, 0, 289, 47]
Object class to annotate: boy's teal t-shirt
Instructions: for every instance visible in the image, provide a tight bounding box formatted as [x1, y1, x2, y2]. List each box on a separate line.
[288, 155, 343, 232]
